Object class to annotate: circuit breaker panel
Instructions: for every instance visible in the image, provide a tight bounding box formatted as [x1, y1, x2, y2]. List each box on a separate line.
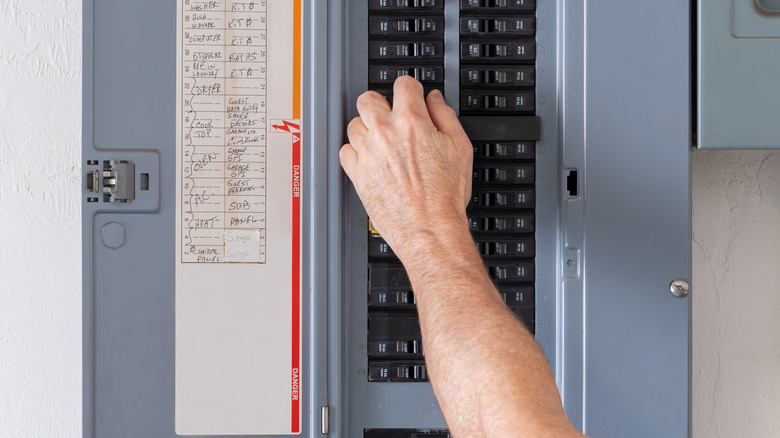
[365, 1, 538, 385]
[83, 1, 691, 437]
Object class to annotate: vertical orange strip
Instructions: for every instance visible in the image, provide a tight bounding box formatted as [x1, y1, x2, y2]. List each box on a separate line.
[292, 0, 302, 119]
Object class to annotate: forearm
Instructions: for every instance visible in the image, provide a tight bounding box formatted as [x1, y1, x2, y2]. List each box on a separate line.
[395, 218, 582, 438]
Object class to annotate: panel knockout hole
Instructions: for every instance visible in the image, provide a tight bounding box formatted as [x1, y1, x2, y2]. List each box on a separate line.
[566, 170, 579, 197]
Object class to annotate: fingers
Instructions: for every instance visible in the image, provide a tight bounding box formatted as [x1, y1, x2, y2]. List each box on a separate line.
[356, 90, 391, 127]
[426, 90, 471, 150]
[346, 116, 368, 148]
[426, 90, 473, 209]
[391, 75, 433, 124]
[339, 143, 358, 181]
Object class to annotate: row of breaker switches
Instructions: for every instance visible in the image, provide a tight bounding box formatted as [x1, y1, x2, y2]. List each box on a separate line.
[368, 310, 534, 362]
[369, 237, 535, 258]
[369, 264, 536, 291]
[368, 0, 536, 11]
[368, 266, 534, 300]
[369, 41, 535, 61]
[369, 65, 533, 86]
[369, 16, 534, 36]
[368, 285, 535, 310]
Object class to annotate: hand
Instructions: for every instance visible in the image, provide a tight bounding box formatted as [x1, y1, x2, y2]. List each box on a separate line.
[339, 76, 473, 258]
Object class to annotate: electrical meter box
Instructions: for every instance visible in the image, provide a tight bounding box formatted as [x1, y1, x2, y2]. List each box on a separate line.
[83, 1, 693, 437]
[698, 0, 780, 149]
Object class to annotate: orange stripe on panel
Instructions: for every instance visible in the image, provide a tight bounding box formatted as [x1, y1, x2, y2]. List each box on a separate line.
[293, 0, 302, 119]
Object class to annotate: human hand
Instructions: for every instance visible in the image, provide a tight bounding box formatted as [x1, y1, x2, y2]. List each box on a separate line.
[339, 76, 473, 259]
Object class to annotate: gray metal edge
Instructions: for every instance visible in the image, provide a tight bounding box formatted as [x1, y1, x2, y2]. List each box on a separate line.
[557, 0, 585, 429]
[82, 0, 95, 435]
[325, 0, 347, 436]
[304, 0, 331, 435]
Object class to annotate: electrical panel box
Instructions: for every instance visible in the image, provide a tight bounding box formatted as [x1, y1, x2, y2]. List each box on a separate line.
[698, 0, 780, 149]
[83, 1, 691, 437]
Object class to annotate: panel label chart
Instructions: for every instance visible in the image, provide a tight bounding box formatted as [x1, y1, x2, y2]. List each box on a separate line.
[175, 0, 302, 435]
[180, 0, 269, 263]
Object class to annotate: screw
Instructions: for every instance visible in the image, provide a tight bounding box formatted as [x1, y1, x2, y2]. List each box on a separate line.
[669, 279, 689, 298]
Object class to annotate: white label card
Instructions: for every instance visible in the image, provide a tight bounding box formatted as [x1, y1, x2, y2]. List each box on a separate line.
[175, 0, 302, 434]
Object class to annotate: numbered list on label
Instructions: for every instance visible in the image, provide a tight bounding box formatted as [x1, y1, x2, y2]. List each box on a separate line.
[180, 0, 268, 263]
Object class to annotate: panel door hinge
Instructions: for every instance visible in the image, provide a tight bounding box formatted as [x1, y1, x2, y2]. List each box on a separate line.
[321, 405, 330, 434]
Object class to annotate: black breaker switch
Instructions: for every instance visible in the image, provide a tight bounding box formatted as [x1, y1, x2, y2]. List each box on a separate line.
[460, 0, 535, 10]
[369, 339, 422, 357]
[368, 314, 423, 358]
[461, 91, 535, 112]
[370, 41, 444, 60]
[473, 142, 535, 160]
[368, 363, 428, 382]
[461, 41, 535, 61]
[471, 189, 535, 208]
[488, 262, 535, 281]
[370, 65, 444, 84]
[369, 290, 416, 309]
[500, 286, 535, 307]
[460, 16, 535, 36]
[461, 65, 535, 87]
[368, 238, 396, 258]
[473, 164, 535, 184]
[468, 213, 535, 233]
[478, 238, 535, 257]
[370, 0, 443, 11]
[370, 16, 443, 35]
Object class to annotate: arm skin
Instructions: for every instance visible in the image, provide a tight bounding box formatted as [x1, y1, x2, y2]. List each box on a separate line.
[340, 76, 586, 438]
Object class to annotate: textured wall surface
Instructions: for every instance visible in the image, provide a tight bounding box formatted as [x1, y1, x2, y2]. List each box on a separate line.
[0, 2, 778, 437]
[692, 150, 780, 437]
[0, 1, 83, 437]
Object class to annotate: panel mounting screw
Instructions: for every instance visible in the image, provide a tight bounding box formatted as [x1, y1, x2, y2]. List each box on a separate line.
[669, 279, 689, 298]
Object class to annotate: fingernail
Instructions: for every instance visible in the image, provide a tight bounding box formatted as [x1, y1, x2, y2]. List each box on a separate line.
[429, 89, 443, 100]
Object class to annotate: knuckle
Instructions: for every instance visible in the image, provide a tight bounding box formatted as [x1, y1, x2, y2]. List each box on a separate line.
[347, 117, 361, 130]
[357, 90, 381, 107]
[396, 109, 426, 127]
[439, 104, 457, 119]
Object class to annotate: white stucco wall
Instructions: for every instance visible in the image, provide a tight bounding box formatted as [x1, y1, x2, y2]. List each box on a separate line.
[0, 2, 778, 437]
[0, 1, 83, 437]
[692, 150, 780, 437]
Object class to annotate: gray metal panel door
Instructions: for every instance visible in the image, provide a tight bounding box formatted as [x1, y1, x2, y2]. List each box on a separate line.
[83, 0, 324, 436]
[560, 0, 692, 436]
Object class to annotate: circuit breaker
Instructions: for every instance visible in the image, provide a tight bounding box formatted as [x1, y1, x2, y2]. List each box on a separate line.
[83, 1, 692, 437]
